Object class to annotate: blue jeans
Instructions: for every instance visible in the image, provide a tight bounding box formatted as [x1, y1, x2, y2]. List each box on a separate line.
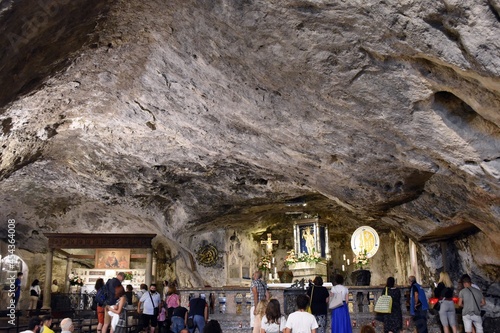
[171, 316, 185, 333]
[189, 315, 205, 333]
[412, 309, 428, 333]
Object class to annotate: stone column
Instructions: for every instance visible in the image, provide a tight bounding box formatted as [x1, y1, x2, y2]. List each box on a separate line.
[145, 248, 153, 286]
[42, 249, 54, 309]
[152, 256, 157, 282]
[65, 258, 73, 293]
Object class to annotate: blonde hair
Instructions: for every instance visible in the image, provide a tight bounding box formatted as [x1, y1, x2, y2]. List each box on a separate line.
[256, 299, 268, 316]
[438, 272, 453, 288]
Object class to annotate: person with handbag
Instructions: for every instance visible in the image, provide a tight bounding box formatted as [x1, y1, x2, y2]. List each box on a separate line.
[381, 277, 402, 333]
[434, 272, 457, 333]
[458, 275, 485, 333]
[306, 276, 330, 333]
[138, 284, 162, 333]
[330, 274, 352, 333]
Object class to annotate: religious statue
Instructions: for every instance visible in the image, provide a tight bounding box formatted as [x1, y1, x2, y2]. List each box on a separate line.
[302, 227, 315, 254]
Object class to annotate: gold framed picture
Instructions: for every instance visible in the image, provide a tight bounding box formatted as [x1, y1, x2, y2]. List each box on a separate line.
[95, 249, 130, 269]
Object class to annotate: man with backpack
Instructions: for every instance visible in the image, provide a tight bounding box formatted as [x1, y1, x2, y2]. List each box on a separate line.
[101, 272, 125, 333]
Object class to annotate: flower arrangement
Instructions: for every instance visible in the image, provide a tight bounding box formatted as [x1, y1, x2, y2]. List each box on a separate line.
[124, 272, 134, 280]
[354, 249, 370, 270]
[68, 273, 84, 286]
[258, 255, 272, 271]
[284, 249, 323, 266]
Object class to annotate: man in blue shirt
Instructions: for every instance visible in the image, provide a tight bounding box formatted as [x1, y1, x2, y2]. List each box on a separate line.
[14, 272, 23, 309]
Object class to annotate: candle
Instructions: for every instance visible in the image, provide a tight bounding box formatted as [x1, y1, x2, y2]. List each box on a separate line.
[342, 264, 345, 271]
[347, 259, 350, 265]
[274, 267, 277, 274]
[343, 254, 346, 261]
[274, 273, 278, 280]
[269, 273, 273, 281]
[272, 257, 275, 264]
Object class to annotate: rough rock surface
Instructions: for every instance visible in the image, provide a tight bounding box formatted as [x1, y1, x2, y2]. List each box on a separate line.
[0, 0, 499, 311]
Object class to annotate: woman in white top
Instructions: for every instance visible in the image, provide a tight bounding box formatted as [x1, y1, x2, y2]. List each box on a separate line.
[28, 279, 41, 310]
[330, 274, 352, 333]
[261, 299, 287, 333]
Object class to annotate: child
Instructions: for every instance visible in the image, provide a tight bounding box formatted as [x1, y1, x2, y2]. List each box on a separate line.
[157, 300, 168, 333]
[253, 299, 268, 333]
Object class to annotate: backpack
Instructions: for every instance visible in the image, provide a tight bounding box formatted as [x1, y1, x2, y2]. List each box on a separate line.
[95, 287, 107, 306]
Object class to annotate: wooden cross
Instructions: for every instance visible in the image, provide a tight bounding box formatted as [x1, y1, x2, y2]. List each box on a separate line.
[261, 233, 278, 255]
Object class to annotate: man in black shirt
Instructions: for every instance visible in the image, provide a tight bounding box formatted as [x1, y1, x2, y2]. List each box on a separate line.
[171, 305, 188, 332]
[187, 294, 208, 333]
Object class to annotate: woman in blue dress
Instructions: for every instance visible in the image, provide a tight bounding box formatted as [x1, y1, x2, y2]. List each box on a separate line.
[330, 274, 352, 333]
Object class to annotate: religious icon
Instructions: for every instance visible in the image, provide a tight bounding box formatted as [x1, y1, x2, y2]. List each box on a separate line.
[95, 249, 130, 269]
[260, 233, 278, 255]
[294, 219, 329, 259]
[350, 226, 380, 258]
[196, 243, 219, 267]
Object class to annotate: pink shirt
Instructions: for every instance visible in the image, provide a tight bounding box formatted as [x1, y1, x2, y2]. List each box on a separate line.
[166, 293, 180, 308]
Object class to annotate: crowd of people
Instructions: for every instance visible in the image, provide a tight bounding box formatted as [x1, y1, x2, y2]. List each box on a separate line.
[18, 269, 486, 333]
[249, 271, 486, 333]
[94, 272, 217, 333]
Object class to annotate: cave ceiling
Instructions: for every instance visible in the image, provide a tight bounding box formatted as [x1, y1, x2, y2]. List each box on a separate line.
[0, 0, 499, 254]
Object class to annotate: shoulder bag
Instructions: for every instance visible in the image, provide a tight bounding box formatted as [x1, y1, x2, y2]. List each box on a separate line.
[306, 286, 314, 313]
[468, 288, 486, 317]
[374, 287, 393, 314]
[149, 292, 159, 316]
[328, 286, 343, 310]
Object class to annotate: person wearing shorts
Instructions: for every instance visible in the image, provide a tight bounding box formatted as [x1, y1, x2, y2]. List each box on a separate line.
[138, 284, 161, 333]
[459, 275, 485, 333]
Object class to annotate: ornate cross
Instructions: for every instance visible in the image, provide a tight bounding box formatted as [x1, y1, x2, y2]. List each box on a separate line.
[261, 233, 278, 255]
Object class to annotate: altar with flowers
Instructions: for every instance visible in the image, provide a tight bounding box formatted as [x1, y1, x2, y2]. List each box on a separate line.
[287, 259, 327, 282]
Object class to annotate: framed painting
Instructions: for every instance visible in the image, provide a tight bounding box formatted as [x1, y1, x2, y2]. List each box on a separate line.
[95, 249, 130, 269]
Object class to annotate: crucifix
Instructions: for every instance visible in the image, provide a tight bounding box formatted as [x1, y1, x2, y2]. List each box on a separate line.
[261, 233, 278, 255]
